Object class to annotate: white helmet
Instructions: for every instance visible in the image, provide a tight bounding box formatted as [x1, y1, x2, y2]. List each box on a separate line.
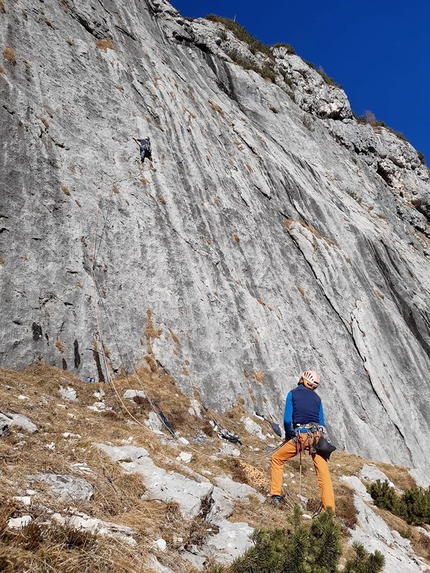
[301, 370, 320, 390]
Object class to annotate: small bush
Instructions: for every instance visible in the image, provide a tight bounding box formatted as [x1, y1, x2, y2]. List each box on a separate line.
[229, 507, 384, 573]
[317, 66, 342, 88]
[205, 14, 273, 60]
[344, 542, 385, 573]
[368, 479, 430, 526]
[225, 48, 278, 83]
[417, 150, 426, 165]
[0, 1, 5, 14]
[3, 47, 16, 66]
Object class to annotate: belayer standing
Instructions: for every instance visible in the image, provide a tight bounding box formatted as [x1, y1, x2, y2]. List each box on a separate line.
[133, 136, 152, 163]
[270, 370, 335, 512]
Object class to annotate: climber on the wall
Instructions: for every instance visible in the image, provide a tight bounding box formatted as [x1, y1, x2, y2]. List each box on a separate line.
[132, 136, 152, 163]
[270, 370, 336, 511]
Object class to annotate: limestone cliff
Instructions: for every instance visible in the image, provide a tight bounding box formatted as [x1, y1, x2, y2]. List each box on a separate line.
[1, 0, 430, 478]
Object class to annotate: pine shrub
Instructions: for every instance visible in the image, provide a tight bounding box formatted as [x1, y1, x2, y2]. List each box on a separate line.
[228, 506, 385, 573]
[344, 542, 385, 573]
[368, 480, 430, 526]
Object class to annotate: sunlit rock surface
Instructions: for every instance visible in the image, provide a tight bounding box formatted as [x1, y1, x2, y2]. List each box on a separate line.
[1, 0, 430, 478]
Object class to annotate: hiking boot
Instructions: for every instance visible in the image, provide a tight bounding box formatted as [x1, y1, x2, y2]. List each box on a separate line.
[269, 495, 284, 506]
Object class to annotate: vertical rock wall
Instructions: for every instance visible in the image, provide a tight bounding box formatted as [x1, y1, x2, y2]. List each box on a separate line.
[1, 0, 430, 477]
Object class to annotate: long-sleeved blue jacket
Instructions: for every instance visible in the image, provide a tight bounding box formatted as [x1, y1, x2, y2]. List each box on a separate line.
[283, 384, 325, 437]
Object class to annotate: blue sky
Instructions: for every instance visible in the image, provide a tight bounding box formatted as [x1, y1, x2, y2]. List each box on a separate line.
[171, 0, 430, 164]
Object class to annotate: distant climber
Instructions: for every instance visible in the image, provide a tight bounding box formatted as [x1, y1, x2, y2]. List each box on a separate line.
[270, 370, 336, 512]
[133, 136, 152, 163]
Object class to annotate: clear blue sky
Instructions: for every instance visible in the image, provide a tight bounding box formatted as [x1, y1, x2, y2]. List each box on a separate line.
[171, 0, 430, 164]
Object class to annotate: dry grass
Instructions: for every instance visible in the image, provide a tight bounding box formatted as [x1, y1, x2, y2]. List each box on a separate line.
[95, 39, 114, 52]
[61, 185, 71, 196]
[0, 1, 5, 14]
[1, 363, 429, 569]
[208, 99, 225, 117]
[36, 115, 49, 129]
[3, 47, 16, 66]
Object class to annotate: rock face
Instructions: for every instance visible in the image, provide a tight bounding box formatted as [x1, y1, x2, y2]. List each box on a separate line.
[1, 0, 430, 477]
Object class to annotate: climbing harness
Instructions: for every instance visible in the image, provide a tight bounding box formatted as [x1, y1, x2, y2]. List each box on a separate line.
[293, 423, 334, 495]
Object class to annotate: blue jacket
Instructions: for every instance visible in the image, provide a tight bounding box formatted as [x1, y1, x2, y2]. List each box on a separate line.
[283, 384, 325, 437]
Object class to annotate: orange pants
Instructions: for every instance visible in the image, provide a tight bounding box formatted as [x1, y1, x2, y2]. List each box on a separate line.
[270, 433, 335, 512]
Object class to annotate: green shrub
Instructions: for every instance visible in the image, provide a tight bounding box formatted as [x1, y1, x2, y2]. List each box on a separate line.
[344, 542, 385, 573]
[205, 14, 273, 60]
[417, 150, 426, 165]
[225, 48, 277, 83]
[368, 480, 430, 526]
[228, 506, 384, 573]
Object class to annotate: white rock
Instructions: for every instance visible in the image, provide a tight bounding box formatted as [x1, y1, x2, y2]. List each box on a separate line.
[0, 413, 37, 434]
[359, 464, 396, 488]
[219, 443, 241, 457]
[145, 411, 164, 433]
[241, 417, 266, 441]
[13, 496, 32, 506]
[29, 474, 94, 503]
[98, 444, 213, 518]
[94, 388, 106, 400]
[177, 451, 192, 463]
[190, 399, 202, 418]
[8, 516, 32, 529]
[123, 389, 146, 400]
[153, 538, 167, 552]
[59, 386, 77, 402]
[215, 475, 265, 503]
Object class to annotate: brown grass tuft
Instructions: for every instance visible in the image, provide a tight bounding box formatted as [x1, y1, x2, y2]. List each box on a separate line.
[61, 185, 71, 196]
[208, 99, 225, 117]
[95, 38, 114, 52]
[55, 339, 65, 353]
[36, 116, 49, 129]
[3, 47, 16, 66]
[253, 370, 264, 382]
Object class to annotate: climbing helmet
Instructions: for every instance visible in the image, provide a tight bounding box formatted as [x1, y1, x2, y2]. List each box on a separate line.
[301, 370, 320, 390]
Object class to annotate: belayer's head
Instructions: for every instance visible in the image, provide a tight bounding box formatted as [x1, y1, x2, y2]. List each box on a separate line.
[299, 370, 320, 390]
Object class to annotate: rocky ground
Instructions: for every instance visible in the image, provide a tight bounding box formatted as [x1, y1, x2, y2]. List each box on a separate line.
[1, 363, 429, 572]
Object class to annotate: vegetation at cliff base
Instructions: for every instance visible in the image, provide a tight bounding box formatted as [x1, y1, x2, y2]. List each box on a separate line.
[213, 506, 384, 573]
[368, 479, 430, 526]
